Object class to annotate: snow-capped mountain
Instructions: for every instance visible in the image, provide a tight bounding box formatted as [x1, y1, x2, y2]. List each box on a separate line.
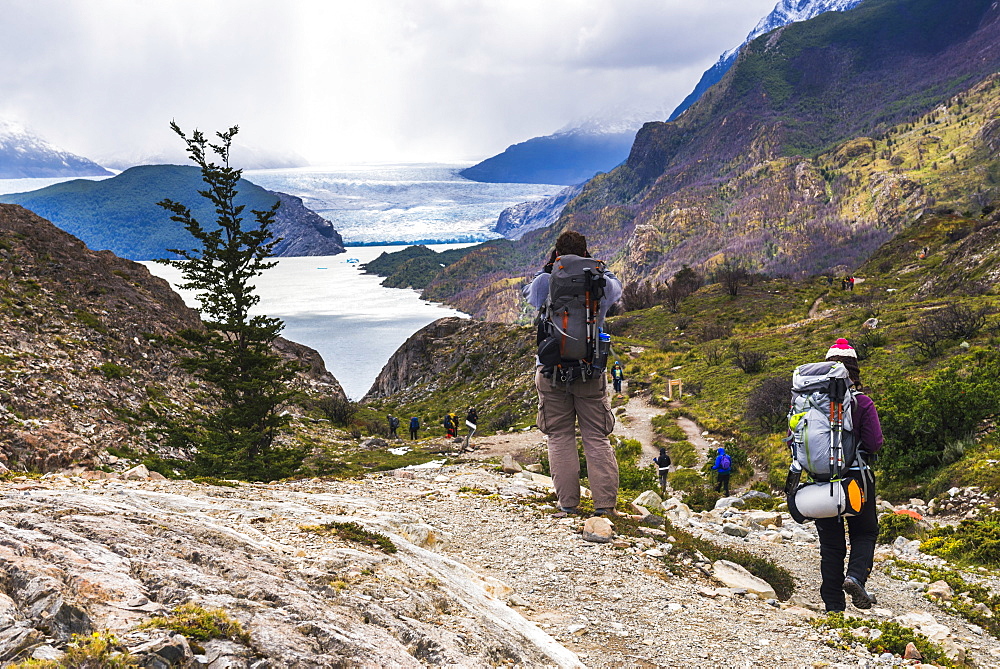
[0, 120, 111, 179]
[464, 0, 865, 184]
[669, 0, 864, 120]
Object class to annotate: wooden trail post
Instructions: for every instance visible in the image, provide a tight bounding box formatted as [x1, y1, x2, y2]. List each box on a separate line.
[667, 378, 683, 400]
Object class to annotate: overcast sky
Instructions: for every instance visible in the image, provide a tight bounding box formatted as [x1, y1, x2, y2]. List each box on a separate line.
[0, 0, 777, 165]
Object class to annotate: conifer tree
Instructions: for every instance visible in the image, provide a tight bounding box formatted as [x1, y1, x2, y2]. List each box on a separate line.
[157, 122, 301, 481]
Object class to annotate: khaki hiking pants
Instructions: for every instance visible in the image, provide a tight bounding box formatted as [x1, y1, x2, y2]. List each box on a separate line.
[535, 368, 619, 510]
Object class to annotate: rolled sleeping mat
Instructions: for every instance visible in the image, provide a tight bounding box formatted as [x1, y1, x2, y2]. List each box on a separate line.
[788, 478, 864, 523]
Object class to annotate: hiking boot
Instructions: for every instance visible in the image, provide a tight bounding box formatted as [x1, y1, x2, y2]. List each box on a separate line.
[843, 576, 876, 609]
[592, 508, 619, 517]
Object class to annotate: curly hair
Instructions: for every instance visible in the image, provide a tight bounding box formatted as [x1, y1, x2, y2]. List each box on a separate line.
[554, 231, 588, 257]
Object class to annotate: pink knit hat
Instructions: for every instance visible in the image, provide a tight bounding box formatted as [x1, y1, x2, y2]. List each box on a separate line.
[825, 338, 856, 359]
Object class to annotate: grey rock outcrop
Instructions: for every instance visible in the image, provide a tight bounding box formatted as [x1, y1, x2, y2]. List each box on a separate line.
[0, 477, 582, 667]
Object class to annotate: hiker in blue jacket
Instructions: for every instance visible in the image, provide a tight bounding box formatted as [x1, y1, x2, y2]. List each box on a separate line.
[711, 447, 732, 496]
[409, 416, 419, 440]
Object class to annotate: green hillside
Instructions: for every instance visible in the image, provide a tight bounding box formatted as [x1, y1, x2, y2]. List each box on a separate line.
[0, 165, 283, 260]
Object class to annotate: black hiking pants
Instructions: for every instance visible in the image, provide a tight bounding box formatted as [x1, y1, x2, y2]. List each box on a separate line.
[714, 473, 730, 496]
[815, 472, 878, 612]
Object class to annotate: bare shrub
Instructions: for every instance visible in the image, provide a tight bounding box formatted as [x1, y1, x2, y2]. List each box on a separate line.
[853, 292, 884, 318]
[745, 376, 792, 433]
[704, 341, 728, 366]
[488, 410, 518, 432]
[854, 329, 888, 361]
[621, 280, 659, 312]
[714, 256, 750, 297]
[733, 346, 769, 374]
[311, 395, 358, 426]
[700, 322, 733, 343]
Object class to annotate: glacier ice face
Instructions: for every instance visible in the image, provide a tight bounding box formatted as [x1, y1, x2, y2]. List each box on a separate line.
[244, 164, 563, 245]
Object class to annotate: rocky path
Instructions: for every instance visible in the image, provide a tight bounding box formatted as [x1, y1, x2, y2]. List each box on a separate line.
[677, 416, 715, 465]
[612, 392, 661, 463]
[2, 466, 997, 667]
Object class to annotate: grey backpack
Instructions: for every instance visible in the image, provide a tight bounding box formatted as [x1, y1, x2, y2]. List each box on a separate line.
[787, 361, 858, 481]
[536, 254, 607, 378]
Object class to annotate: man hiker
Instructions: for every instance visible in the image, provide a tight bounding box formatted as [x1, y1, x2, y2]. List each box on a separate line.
[814, 337, 883, 613]
[653, 447, 671, 494]
[463, 407, 479, 452]
[387, 414, 399, 440]
[409, 416, 419, 440]
[611, 360, 624, 394]
[524, 231, 623, 517]
[712, 447, 732, 496]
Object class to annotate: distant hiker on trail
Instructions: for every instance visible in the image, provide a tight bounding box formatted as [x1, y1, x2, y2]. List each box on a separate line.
[463, 407, 479, 452]
[524, 230, 623, 517]
[711, 447, 732, 496]
[611, 361, 624, 394]
[653, 447, 671, 494]
[387, 414, 399, 440]
[848, 276, 855, 291]
[814, 337, 883, 613]
[409, 416, 419, 440]
[444, 412, 459, 439]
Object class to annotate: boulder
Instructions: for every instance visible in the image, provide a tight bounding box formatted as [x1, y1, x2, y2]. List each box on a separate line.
[740, 491, 772, 503]
[746, 511, 782, 528]
[661, 498, 692, 523]
[501, 455, 522, 474]
[926, 580, 954, 601]
[633, 490, 664, 513]
[722, 523, 749, 538]
[711, 560, 776, 599]
[714, 497, 745, 510]
[122, 464, 150, 480]
[399, 523, 449, 550]
[903, 642, 922, 660]
[581, 517, 615, 544]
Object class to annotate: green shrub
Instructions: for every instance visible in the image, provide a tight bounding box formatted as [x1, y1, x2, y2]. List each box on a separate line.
[74, 310, 107, 333]
[192, 476, 239, 488]
[919, 510, 1000, 568]
[811, 613, 953, 666]
[877, 511, 921, 544]
[141, 603, 249, 643]
[668, 468, 720, 511]
[95, 362, 131, 380]
[877, 351, 1000, 481]
[667, 468, 706, 493]
[742, 495, 779, 511]
[301, 521, 397, 554]
[616, 438, 657, 492]
[11, 631, 139, 668]
[669, 440, 697, 468]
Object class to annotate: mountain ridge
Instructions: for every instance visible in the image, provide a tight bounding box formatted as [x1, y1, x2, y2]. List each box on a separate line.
[0, 164, 345, 260]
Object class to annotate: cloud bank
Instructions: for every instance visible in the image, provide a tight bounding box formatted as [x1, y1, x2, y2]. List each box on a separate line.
[0, 0, 776, 164]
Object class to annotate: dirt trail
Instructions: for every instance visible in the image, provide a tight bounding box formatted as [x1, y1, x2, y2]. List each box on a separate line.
[678, 415, 716, 465]
[612, 390, 661, 463]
